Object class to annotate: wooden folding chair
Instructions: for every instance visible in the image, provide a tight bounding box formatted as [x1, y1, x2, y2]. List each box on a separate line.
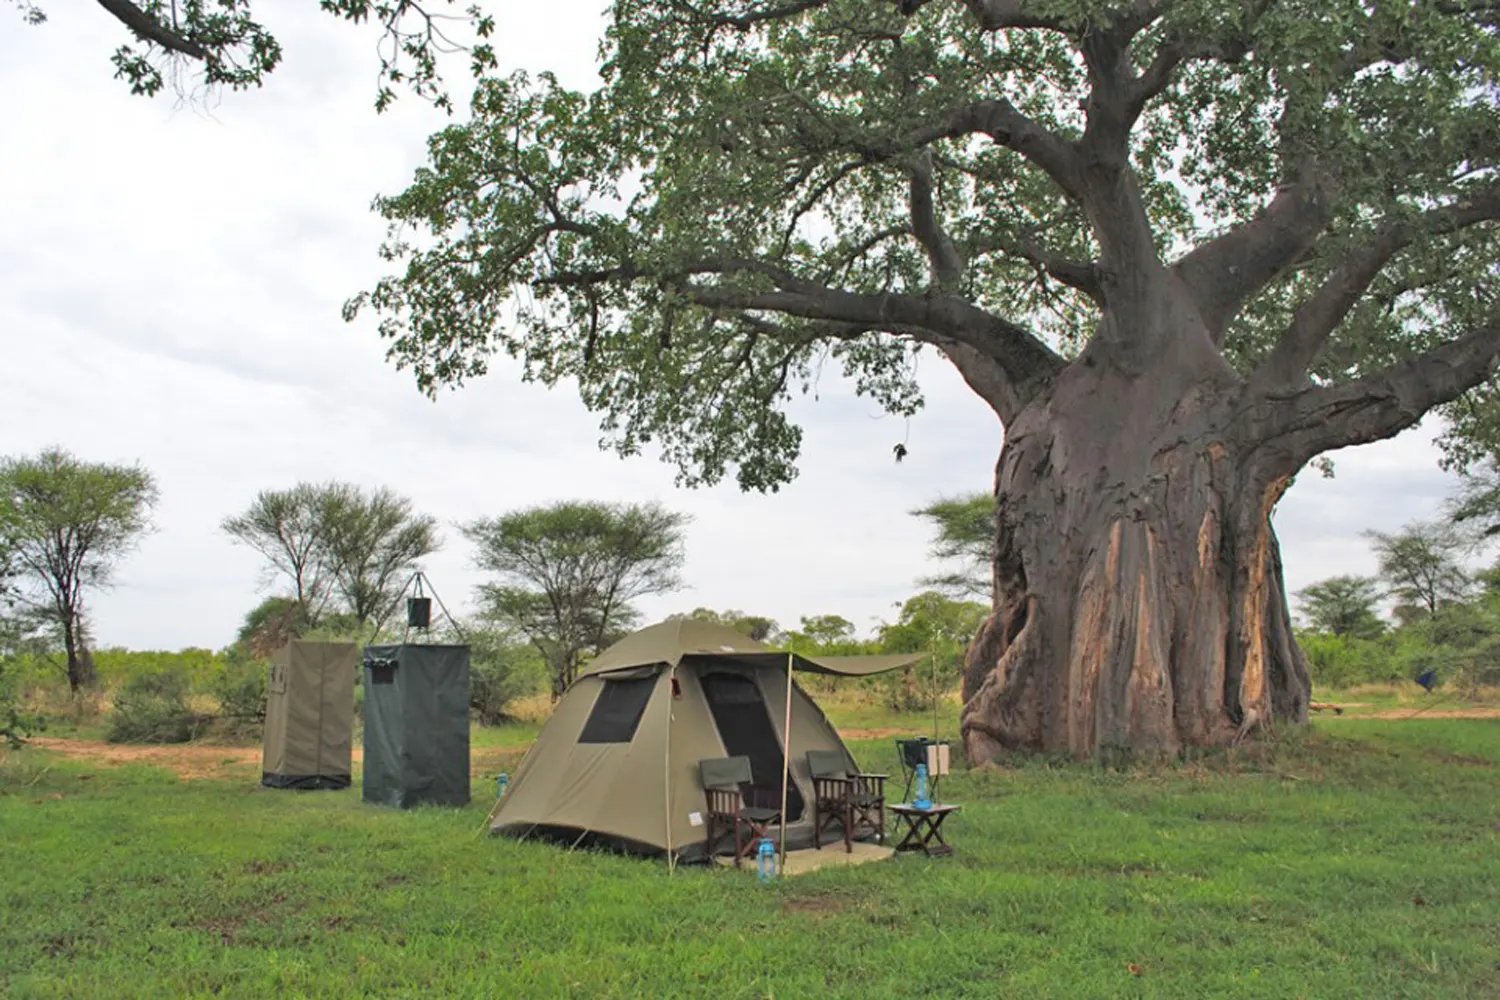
[807, 749, 887, 853]
[699, 755, 782, 867]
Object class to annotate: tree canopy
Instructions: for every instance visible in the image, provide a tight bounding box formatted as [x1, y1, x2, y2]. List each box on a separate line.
[911, 493, 996, 599]
[462, 500, 690, 695]
[1294, 574, 1385, 640]
[0, 447, 158, 692]
[221, 484, 330, 616]
[222, 481, 439, 635]
[1366, 520, 1476, 619]
[350, 0, 1500, 492]
[19, 0, 496, 110]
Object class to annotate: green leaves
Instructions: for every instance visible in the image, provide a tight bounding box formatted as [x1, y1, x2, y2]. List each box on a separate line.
[58, 1, 495, 110]
[353, 0, 1500, 491]
[220, 482, 440, 634]
[462, 500, 689, 692]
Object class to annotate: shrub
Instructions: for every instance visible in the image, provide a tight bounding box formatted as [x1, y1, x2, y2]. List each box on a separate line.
[0, 657, 44, 749]
[209, 647, 268, 737]
[468, 630, 547, 725]
[107, 666, 205, 743]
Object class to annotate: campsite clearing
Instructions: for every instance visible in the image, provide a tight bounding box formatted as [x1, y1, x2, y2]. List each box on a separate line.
[3, 708, 1498, 999]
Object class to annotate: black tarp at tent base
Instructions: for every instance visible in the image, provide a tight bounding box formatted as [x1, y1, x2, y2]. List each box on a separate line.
[361, 643, 471, 808]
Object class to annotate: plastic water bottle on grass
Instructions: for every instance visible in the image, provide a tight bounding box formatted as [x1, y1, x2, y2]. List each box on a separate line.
[757, 837, 777, 882]
[497, 772, 510, 800]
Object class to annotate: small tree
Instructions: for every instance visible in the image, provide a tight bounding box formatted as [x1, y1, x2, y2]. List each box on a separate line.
[878, 591, 989, 711]
[1295, 576, 1386, 640]
[670, 607, 784, 643]
[462, 501, 689, 697]
[0, 448, 158, 692]
[911, 494, 997, 601]
[222, 485, 331, 620]
[1366, 522, 1475, 619]
[316, 484, 440, 634]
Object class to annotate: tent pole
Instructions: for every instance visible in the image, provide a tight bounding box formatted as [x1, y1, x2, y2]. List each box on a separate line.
[665, 665, 676, 876]
[932, 647, 939, 741]
[779, 653, 793, 866]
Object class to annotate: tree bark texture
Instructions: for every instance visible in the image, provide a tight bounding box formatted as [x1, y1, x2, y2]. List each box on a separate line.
[959, 291, 1321, 760]
[61, 608, 97, 694]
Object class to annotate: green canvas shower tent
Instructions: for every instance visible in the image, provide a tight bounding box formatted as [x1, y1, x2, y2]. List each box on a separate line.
[489, 619, 922, 861]
[361, 643, 472, 809]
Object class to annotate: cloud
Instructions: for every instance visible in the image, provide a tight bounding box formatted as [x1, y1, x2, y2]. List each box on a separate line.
[0, 2, 1470, 651]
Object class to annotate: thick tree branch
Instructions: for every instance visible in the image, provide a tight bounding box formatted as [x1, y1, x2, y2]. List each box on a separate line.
[967, 234, 1103, 304]
[879, 99, 1088, 205]
[95, 0, 209, 59]
[1257, 325, 1500, 465]
[1171, 173, 1336, 341]
[957, 0, 1071, 31]
[908, 151, 965, 290]
[699, 0, 830, 30]
[1254, 192, 1500, 386]
[679, 280, 1063, 422]
[932, 339, 1045, 422]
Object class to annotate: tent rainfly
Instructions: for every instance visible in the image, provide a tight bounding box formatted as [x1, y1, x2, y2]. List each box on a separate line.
[362, 643, 472, 808]
[489, 619, 923, 861]
[261, 640, 358, 790]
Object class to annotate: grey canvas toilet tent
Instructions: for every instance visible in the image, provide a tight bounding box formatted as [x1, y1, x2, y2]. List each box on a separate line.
[490, 619, 921, 861]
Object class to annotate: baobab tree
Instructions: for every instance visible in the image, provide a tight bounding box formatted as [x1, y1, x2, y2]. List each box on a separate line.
[347, 0, 1500, 759]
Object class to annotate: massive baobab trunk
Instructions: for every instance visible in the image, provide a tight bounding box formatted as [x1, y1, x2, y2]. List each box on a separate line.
[960, 348, 1312, 759]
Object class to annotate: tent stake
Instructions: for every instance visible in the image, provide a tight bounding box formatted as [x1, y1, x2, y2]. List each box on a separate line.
[779, 653, 793, 867]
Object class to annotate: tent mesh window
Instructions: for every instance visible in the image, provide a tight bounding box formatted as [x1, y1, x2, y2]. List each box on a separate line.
[578, 676, 657, 743]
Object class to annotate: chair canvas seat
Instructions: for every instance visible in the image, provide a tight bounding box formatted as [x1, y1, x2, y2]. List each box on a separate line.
[807, 749, 886, 854]
[700, 755, 783, 867]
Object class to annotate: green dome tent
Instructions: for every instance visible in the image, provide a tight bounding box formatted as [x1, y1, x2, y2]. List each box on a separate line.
[489, 619, 922, 862]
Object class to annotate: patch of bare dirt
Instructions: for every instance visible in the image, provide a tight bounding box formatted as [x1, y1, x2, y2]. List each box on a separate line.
[28, 738, 262, 780]
[838, 727, 921, 740]
[1360, 708, 1500, 720]
[782, 895, 846, 918]
[28, 737, 531, 782]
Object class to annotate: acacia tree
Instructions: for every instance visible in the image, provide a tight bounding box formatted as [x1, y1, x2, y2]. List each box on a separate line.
[349, 1, 1500, 759]
[462, 501, 689, 696]
[221, 484, 330, 619]
[317, 483, 440, 633]
[1294, 575, 1385, 639]
[0, 448, 158, 692]
[670, 607, 784, 643]
[16, 1, 495, 110]
[1366, 521, 1475, 618]
[912, 493, 998, 600]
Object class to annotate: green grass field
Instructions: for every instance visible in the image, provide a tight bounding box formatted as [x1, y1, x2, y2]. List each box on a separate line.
[3, 702, 1497, 999]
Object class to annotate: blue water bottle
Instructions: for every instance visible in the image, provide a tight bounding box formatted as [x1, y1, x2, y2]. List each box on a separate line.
[496, 772, 510, 800]
[757, 837, 777, 882]
[914, 762, 932, 809]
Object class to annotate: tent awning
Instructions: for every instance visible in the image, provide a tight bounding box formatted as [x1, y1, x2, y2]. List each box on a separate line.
[576, 618, 927, 680]
[587, 649, 925, 678]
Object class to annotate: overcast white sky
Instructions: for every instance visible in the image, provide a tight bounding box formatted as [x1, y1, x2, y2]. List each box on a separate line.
[0, 3, 1470, 651]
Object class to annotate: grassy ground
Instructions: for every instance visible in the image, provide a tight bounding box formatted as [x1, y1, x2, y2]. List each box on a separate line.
[2, 701, 1497, 998]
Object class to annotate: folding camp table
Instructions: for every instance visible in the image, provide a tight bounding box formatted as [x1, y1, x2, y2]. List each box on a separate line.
[889, 802, 961, 857]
